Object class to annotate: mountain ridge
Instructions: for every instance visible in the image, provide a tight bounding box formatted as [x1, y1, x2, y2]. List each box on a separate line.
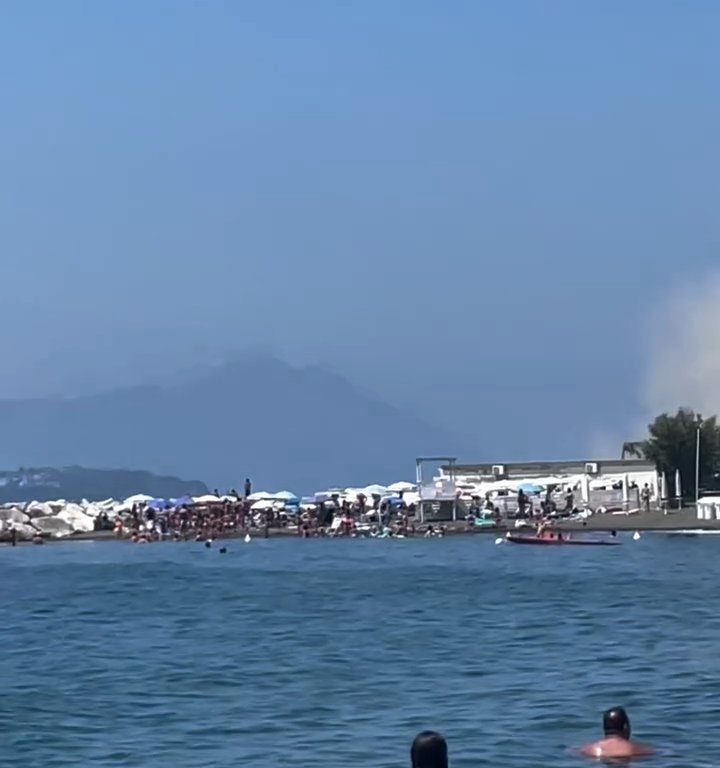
[0, 356, 468, 492]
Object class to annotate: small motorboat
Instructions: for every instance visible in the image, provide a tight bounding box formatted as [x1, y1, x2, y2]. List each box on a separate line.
[506, 534, 621, 547]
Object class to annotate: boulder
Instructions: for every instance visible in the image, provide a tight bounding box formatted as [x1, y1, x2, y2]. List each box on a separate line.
[33, 516, 73, 538]
[25, 502, 54, 519]
[0, 522, 39, 541]
[57, 508, 95, 533]
[0, 507, 29, 524]
[84, 503, 105, 518]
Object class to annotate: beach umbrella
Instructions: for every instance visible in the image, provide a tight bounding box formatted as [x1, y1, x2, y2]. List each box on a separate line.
[193, 494, 222, 504]
[518, 483, 543, 494]
[124, 494, 154, 505]
[272, 490, 299, 502]
[580, 475, 590, 504]
[247, 491, 273, 501]
[361, 484, 389, 497]
[675, 469, 682, 501]
[661, 472, 668, 502]
[388, 481, 416, 493]
[251, 499, 275, 511]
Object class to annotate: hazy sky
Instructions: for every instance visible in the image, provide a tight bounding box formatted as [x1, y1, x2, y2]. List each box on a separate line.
[1, 1, 718, 458]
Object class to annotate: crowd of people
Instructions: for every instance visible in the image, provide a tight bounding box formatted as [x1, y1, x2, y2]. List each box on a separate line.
[116, 482, 430, 543]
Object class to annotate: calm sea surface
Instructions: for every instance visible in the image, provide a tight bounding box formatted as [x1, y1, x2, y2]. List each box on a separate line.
[2, 534, 720, 768]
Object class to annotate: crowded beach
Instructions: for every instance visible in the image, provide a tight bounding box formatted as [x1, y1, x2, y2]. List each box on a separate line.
[1, 456, 698, 544]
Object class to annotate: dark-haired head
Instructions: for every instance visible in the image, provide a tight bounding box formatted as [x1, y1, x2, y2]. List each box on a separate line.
[603, 707, 631, 739]
[411, 731, 448, 768]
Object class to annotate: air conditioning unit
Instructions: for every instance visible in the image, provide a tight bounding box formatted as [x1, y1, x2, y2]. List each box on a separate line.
[491, 464, 505, 478]
[585, 462, 599, 474]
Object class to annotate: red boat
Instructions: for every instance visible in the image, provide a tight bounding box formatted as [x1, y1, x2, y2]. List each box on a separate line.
[506, 534, 621, 547]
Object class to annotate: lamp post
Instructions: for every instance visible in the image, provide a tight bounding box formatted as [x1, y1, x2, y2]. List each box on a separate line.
[696, 425, 701, 504]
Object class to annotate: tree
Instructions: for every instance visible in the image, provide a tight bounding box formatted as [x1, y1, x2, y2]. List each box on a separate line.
[636, 409, 720, 499]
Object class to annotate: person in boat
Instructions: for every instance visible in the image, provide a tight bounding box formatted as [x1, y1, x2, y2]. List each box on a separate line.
[580, 706, 653, 759]
[411, 731, 448, 768]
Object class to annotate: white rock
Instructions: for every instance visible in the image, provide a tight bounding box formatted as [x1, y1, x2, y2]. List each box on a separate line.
[0, 508, 29, 524]
[33, 517, 73, 538]
[25, 502, 54, 519]
[84, 503, 108, 518]
[57, 509, 95, 533]
[11, 523, 39, 541]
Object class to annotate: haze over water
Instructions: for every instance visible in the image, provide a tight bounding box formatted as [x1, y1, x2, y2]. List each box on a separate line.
[3, 535, 718, 768]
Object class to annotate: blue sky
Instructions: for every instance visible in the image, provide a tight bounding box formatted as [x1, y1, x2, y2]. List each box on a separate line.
[1, 1, 718, 458]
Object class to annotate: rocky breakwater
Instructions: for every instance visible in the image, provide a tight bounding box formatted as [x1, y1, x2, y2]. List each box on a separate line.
[0, 499, 114, 541]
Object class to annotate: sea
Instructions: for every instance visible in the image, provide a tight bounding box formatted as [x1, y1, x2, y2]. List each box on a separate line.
[2, 534, 720, 768]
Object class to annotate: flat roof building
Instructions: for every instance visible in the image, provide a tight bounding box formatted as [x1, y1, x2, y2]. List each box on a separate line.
[416, 457, 662, 521]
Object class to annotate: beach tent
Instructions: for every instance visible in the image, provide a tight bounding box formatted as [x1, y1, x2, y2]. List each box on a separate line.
[170, 495, 194, 507]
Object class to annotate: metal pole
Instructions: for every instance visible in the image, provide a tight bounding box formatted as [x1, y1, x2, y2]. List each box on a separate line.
[696, 426, 701, 503]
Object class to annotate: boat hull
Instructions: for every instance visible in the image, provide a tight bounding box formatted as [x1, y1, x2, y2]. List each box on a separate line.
[506, 535, 621, 547]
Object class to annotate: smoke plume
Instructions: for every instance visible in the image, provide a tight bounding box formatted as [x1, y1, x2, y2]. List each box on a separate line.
[643, 272, 720, 420]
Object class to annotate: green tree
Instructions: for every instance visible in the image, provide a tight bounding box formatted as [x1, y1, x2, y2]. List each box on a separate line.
[636, 409, 720, 499]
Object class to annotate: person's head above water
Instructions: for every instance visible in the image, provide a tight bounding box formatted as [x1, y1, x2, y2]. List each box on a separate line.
[411, 731, 448, 768]
[603, 707, 631, 739]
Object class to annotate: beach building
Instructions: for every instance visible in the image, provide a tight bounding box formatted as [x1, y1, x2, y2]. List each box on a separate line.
[417, 458, 660, 522]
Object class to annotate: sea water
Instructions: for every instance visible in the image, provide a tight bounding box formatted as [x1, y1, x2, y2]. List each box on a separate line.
[2, 535, 719, 768]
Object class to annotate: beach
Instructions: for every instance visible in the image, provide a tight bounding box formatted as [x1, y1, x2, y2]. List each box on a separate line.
[3, 506, 716, 547]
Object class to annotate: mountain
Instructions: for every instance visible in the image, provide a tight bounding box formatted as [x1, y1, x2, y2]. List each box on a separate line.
[0, 356, 466, 493]
[0, 467, 207, 504]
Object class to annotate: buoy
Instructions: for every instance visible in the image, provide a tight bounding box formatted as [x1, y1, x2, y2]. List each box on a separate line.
[244, 533, 251, 543]
[495, 537, 504, 545]
[633, 531, 641, 541]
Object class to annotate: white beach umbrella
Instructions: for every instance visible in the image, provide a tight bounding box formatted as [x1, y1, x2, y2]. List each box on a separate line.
[193, 494, 222, 504]
[272, 490, 299, 501]
[361, 484, 389, 497]
[251, 499, 275, 511]
[247, 491, 273, 501]
[124, 494, 154, 505]
[388, 481, 416, 493]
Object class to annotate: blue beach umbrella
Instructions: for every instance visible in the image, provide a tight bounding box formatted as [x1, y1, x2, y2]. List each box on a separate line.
[518, 483, 543, 494]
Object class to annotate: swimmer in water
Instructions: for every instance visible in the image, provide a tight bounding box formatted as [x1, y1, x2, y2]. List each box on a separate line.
[580, 707, 653, 759]
[411, 731, 448, 768]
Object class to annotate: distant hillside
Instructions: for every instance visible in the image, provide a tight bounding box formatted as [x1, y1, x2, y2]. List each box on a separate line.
[0, 466, 208, 504]
[0, 355, 464, 492]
